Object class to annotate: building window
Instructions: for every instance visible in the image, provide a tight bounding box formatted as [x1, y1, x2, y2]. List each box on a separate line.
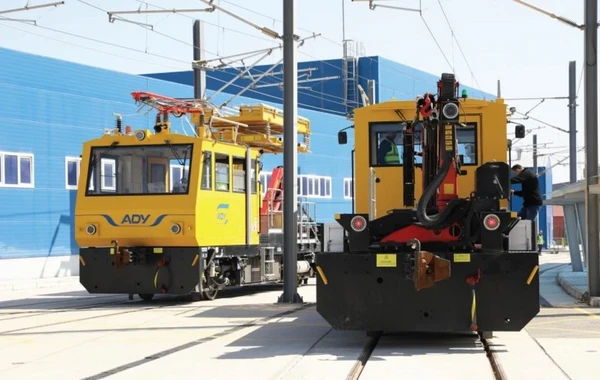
[343, 177, 353, 199]
[101, 158, 116, 191]
[0, 152, 35, 188]
[260, 171, 272, 196]
[65, 156, 81, 190]
[298, 174, 332, 199]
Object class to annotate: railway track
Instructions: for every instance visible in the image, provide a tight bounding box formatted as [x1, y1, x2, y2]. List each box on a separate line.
[342, 261, 573, 379]
[344, 331, 504, 380]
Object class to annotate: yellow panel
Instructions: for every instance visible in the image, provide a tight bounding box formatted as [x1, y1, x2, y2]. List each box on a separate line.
[443, 184, 454, 195]
[453, 253, 471, 263]
[376, 254, 397, 267]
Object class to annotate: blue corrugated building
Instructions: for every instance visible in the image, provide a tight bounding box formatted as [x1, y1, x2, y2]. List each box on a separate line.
[0, 46, 550, 280]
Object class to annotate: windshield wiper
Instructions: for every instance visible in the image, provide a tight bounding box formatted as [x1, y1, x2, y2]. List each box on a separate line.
[165, 139, 189, 180]
[90, 141, 119, 168]
[164, 140, 188, 166]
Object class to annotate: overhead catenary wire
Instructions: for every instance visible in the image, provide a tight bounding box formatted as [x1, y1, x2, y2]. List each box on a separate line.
[74, 0, 349, 108]
[5, 0, 494, 112]
[213, 0, 432, 85]
[85, 0, 417, 107]
[148, 0, 431, 98]
[0, 1, 64, 15]
[436, 0, 484, 95]
[0, 15, 351, 117]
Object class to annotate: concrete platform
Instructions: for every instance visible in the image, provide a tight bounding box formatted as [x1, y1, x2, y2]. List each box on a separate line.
[1, 254, 598, 380]
[557, 270, 600, 307]
[0, 276, 80, 292]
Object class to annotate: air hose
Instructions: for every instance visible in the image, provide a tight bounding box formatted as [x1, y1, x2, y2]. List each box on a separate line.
[416, 152, 465, 229]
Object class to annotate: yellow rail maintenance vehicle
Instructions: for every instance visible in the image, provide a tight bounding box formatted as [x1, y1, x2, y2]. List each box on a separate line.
[75, 92, 320, 301]
[316, 73, 539, 338]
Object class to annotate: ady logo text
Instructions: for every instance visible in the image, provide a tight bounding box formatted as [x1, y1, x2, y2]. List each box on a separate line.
[121, 214, 150, 225]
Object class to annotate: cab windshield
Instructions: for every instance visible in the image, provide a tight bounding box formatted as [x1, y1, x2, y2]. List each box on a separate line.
[85, 143, 193, 196]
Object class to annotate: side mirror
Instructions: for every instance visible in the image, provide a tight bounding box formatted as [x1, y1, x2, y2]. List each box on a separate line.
[338, 131, 348, 145]
[507, 139, 512, 149]
[514, 124, 525, 139]
[458, 154, 465, 166]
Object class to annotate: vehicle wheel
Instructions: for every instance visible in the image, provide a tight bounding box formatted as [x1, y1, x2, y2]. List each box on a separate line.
[196, 275, 219, 301]
[201, 288, 219, 300]
[138, 293, 154, 301]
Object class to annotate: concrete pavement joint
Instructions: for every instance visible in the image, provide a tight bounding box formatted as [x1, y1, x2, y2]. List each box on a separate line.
[81, 302, 315, 380]
[275, 327, 333, 379]
[525, 329, 573, 380]
[0, 302, 160, 335]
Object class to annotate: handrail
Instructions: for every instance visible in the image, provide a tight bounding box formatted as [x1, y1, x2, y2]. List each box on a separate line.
[263, 187, 320, 246]
[369, 167, 377, 220]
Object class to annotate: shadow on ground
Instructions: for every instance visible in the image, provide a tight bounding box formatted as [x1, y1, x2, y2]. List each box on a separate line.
[0, 282, 288, 311]
[205, 305, 506, 361]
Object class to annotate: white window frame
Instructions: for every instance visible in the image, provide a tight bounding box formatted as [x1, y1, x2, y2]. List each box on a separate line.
[100, 158, 116, 191]
[0, 151, 35, 188]
[170, 164, 190, 191]
[259, 171, 272, 196]
[343, 177, 353, 200]
[298, 174, 332, 199]
[65, 156, 81, 190]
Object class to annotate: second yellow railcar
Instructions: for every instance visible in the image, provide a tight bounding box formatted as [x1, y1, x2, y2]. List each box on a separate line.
[75, 92, 320, 301]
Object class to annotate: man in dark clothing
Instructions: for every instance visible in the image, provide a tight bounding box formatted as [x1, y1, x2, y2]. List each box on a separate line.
[510, 164, 543, 221]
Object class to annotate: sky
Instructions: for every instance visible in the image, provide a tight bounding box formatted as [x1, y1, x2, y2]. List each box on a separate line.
[0, 0, 592, 186]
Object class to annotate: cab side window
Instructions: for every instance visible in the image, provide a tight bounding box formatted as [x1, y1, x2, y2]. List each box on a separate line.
[456, 123, 478, 165]
[232, 156, 246, 193]
[369, 122, 406, 166]
[215, 153, 230, 191]
[201, 151, 212, 190]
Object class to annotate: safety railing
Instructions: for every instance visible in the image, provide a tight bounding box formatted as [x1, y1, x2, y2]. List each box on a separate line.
[298, 197, 319, 246]
[262, 191, 320, 246]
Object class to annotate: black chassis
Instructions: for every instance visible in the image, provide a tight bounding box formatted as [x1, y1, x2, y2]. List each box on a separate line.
[315, 209, 540, 334]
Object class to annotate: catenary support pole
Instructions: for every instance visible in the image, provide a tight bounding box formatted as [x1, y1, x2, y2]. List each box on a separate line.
[279, 0, 302, 303]
[533, 134, 538, 241]
[569, 61, 577, 184]
[193, 20, 205, 99]
[584, 0, 600, 297]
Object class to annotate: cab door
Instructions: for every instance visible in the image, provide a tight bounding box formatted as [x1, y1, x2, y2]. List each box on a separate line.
[364, 121, 423, 218]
